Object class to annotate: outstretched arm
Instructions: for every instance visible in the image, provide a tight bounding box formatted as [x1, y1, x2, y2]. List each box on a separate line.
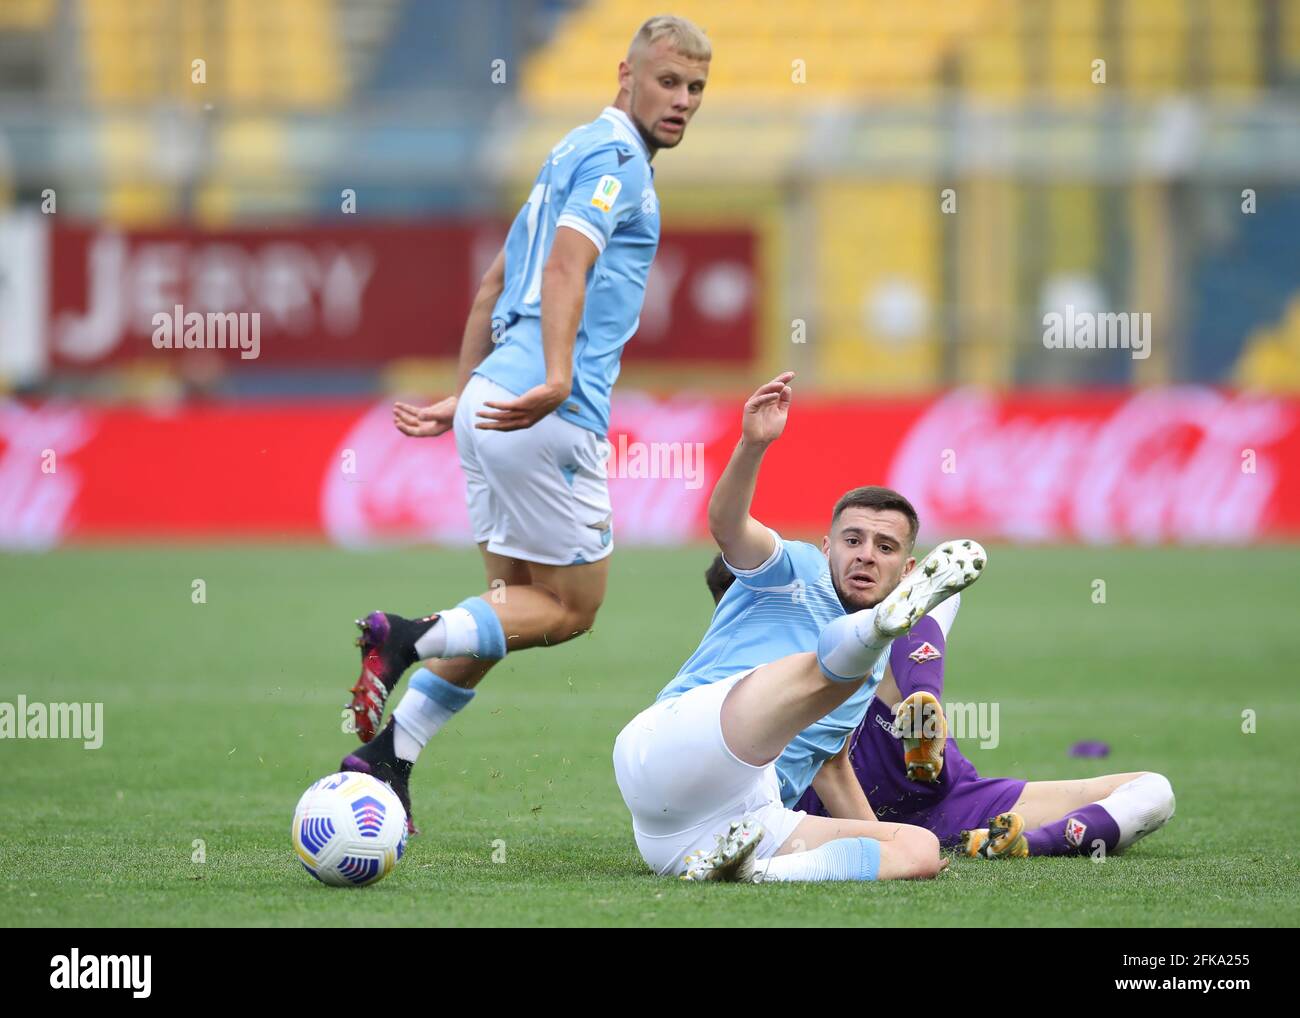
[707, 371, 794, 569]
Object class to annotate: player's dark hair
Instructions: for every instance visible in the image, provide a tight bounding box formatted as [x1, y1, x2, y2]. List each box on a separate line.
[705, 553, 735, 605]
[831, 486, 919, 548]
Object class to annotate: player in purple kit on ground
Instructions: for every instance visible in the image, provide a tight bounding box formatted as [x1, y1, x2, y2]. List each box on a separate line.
[705, 557, 1176, 859]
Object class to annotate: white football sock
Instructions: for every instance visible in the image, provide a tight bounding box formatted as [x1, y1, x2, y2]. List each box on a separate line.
[412, 607, 479, 660]
[390, 678, 474, 763]
[391, 718, 425, 762]
[928, 592, 960, 639]
[816, 607, 889, 681]
[1096, 772, 1176, 850]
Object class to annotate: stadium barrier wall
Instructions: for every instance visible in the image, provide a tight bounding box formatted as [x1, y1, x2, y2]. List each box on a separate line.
[2, 388, 1297, 549]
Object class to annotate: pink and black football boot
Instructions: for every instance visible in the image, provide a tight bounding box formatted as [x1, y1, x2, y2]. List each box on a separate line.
[346, 610, 431, 743]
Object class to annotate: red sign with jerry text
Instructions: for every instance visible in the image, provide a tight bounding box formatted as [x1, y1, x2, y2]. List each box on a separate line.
[41, 222, 756, 368]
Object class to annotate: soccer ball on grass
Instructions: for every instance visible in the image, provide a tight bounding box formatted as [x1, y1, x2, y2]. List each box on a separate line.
[292, 771, 407, 886]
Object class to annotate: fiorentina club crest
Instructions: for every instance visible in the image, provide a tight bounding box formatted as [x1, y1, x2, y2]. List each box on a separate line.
[908, 641, 942, 664]
[1065, 817, 1088, 846]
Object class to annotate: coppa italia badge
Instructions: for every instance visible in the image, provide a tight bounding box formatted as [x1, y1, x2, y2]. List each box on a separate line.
[591, 175, 622, 212]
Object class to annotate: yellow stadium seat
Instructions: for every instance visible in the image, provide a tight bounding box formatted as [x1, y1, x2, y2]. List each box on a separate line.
[812, 181, 942, 392]
[0, 0, 56, 30]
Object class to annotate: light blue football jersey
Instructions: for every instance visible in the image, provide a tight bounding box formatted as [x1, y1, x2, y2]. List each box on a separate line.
[656, 531, 888, 808]
[475, 106, 660, 437]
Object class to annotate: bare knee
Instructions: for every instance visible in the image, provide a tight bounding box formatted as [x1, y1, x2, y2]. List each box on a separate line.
[892, 825, 944, 880]
[563, 604, 600, 638]
[528, 559, 608, 645]
[549, 600, 602, 643]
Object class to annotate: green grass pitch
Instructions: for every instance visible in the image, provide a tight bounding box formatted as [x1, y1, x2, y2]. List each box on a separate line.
[2, 543, 1298, 927]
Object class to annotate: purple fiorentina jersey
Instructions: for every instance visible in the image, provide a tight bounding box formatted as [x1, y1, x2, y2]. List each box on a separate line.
[794, 617, 1025, 846]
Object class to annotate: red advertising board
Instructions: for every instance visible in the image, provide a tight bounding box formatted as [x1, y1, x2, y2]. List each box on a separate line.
[38, 222, 755, 369]
[2, 388, 1296, 549]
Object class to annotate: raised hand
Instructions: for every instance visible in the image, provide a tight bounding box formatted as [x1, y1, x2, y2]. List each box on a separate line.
[741, 371, 794, 446]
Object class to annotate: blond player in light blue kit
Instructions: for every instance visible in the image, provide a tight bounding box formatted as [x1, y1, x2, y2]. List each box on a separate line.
[337, 17, 712, 833]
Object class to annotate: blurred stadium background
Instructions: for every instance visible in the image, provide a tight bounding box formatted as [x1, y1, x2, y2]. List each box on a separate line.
[1, 0, 1299, 548]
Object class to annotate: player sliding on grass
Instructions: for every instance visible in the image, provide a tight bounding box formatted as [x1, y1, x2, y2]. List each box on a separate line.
[705, 557, 1176, 860]
[613, 371, 987, 881]
[337, 17, 712, 831]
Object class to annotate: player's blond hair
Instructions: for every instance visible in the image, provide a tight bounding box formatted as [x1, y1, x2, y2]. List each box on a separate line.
[629, 14, 712, 62]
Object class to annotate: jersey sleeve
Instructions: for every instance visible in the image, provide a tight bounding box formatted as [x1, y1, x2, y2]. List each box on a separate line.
[724, 533, 830, 590]
[786, 540, 834, 584]
[554, 146, 642, 256]
[722, 528, 796, 588]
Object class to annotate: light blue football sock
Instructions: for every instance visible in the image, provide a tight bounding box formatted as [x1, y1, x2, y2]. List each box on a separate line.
[455, 596, 507, 658]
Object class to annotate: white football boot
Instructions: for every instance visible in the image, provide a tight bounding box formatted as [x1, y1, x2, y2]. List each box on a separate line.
[874, 539, 987, 639]
[680, 818, 765, 882]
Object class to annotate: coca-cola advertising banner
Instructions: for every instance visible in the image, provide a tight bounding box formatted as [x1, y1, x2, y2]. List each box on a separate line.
[0, 216, 755, 375]
[2, 388, 1296, 549]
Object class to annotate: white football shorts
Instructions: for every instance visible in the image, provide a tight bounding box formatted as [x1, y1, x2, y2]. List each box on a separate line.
[612, 669, 806, 876]
[454, 373, 613, 566]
